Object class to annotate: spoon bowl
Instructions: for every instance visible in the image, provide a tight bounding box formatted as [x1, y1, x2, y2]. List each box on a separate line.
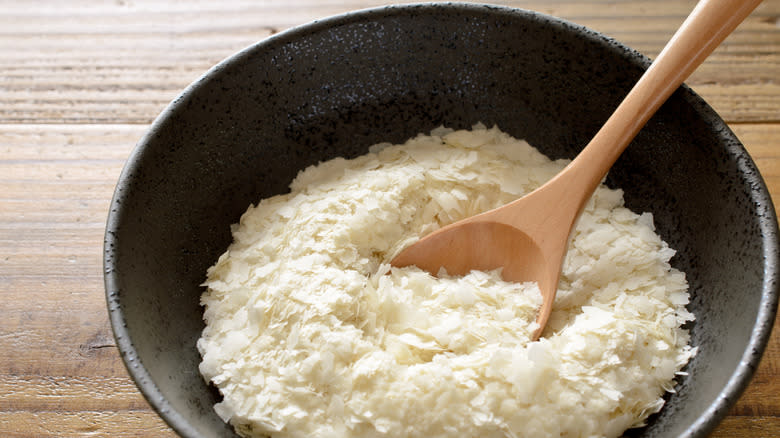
[393, 221, 547, 282]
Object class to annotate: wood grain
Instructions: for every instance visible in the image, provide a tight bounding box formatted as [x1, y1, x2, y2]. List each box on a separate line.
[0, 0, 777, 437]
[0, 0, 777, 124]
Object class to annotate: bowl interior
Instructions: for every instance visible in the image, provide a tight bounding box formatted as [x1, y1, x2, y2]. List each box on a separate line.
[104, 4, 778, 438]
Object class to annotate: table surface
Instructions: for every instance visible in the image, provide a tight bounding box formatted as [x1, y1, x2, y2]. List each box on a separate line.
[1, 0, 778, 437]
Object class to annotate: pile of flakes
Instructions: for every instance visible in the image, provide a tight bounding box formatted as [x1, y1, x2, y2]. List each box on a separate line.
[197, 124, 696, 438]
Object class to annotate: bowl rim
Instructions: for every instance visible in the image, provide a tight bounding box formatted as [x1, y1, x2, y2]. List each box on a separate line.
[103, 2, 780, 437]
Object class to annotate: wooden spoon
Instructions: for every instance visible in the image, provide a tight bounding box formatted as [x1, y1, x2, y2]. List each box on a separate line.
[391, 0, 762, 340]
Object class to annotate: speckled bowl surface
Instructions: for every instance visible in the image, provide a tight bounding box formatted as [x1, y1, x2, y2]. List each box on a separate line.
[104, 3, 779, 437]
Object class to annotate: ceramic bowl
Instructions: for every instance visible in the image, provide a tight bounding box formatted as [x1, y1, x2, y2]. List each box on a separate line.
[104, 3, 779, 437]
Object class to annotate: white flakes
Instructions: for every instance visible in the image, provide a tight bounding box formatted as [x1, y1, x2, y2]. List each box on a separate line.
[600, 387, 623, 401]
[198, 125, 696, 438]
[277, 205, 295, 219]
[669, 291, 690, 306]
[434, 191, 462, 215]
[397, 332, 444, 351]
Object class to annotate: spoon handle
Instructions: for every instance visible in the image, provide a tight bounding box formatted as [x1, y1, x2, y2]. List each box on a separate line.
[569, 0, 762, 193]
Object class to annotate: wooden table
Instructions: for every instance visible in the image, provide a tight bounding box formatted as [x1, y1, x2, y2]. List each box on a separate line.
[1, 1, 777, 436]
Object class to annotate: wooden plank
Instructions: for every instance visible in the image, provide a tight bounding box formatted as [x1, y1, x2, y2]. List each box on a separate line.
[692, 83, 780, 123]
[711, 415, 780, 437]
[729, 313, 780, 417]
[0, 0, 776, 124]
[0, 411, 175, 438]
[1, 375, 150, 412]
[0, 0, 776, 25]
[0, 291, 118, 376]
[734, 124, 780, 220]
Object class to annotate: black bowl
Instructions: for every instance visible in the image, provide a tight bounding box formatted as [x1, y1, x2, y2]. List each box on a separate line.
[104, 3, 779, 437]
